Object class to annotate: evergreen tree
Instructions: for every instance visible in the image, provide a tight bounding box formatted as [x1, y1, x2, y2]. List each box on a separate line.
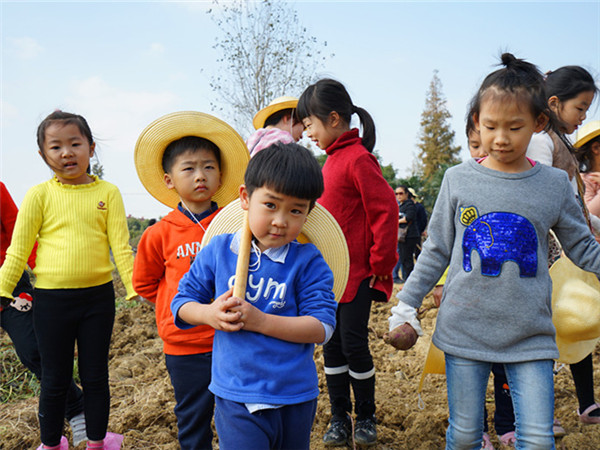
[415, 70, 462, 211]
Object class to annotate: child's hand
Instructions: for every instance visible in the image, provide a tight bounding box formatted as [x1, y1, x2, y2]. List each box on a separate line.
[369, 274, 388, 288]
[229, 299, 264, 333]
[206, 288, 245, 332]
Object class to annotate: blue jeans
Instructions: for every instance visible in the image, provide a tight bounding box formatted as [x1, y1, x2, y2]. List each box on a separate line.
[445, 354, 554, 450]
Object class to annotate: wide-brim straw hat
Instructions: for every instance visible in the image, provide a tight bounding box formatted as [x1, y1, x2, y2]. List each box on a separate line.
[201, 198, 349, 302]
[252, 96, 298, 130]
[574, 120, 600, 148]
[134, 111, 249, 208]
[550, 256, 600, 364]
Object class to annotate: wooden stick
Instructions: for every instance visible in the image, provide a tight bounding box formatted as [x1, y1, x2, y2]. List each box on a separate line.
[233, 211, 252, 299]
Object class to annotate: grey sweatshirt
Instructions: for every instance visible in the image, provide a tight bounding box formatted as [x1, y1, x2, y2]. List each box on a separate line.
[394, 158, 600, 363]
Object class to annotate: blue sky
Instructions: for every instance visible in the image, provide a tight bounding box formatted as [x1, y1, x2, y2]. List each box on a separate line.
[2, 1, 599, 218]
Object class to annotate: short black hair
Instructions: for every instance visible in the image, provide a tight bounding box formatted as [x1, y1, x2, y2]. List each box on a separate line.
[244, 142, 323, 209]
[162, 136, 221, 174]
[263, 108, 300, 128]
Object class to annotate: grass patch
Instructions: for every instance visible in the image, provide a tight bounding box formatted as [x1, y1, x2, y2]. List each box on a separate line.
[0, 338, 40, 403]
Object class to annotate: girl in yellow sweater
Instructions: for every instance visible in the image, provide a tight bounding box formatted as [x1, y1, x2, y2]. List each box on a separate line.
[0, 111, 136, 450]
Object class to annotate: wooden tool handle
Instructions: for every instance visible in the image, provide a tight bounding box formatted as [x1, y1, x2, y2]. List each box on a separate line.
[233, 211, 252, 299]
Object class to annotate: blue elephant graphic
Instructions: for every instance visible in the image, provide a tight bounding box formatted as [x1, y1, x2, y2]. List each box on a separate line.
[462, 212, 537, 277]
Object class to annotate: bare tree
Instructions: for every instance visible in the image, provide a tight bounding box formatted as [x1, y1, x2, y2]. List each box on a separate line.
[209, 0, 331, 134]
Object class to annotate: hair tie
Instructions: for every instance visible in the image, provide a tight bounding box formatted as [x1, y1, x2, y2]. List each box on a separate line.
[352, 105, 358, 114]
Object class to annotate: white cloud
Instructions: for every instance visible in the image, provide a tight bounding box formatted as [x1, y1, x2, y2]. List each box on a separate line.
[8, 37, 43, 60]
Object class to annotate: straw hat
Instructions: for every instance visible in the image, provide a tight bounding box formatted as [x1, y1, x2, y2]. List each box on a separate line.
[252, 96, 298, 130]
[574, 120, 600, 148]
[550, 257, 600, 364]
[201, 199, 349, 302]
[134, 111, 249, 208]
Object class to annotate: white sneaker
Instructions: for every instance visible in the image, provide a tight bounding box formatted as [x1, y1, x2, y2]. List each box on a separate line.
[69, 412, 88, 446]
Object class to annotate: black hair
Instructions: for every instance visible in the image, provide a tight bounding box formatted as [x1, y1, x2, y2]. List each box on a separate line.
[468, 53, 550, 126]
[465, 113, 477, 137]
[545, 66, 598, 102]
[297, 78, 376, 152]
[576, 135, 600, 173]
[244, 142, 324, 209]
[263, 108, 300, 128]
[162, 136, 221, 174]
[36, 110, 95, 173]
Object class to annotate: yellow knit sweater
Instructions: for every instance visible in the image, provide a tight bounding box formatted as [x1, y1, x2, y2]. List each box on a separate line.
[0, 176, 136, 299]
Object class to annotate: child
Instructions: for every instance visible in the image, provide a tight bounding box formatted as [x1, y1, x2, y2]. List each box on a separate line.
[132, 111, 249, 449]
[0, 181, 88, 447]
[298, 78, 399, 446]
[0, 111, 135, 450]
[526, 66, 600, 427]
[576, 121, 600, 219]
[246, 96, 305, 157]
[388, 53, 600, 448]
[170, 143, 338, 450]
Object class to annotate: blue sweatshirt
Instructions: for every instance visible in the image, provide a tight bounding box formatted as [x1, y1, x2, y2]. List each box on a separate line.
[171, 232, 337, 404]
[394, 158, 600, 363]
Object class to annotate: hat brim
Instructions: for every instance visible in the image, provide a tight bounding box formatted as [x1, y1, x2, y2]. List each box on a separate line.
[134, 111, 250, 208]
[252, 100, 298, 130]
[201, 199, 349, 302]
[550, 257, 600, 364]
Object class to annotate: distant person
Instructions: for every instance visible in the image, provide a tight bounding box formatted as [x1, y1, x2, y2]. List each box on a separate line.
[246, 96, 305, 157]
[527, 66, 600, 429]
[394, 185, 420, 283]
[171, 143, 338, 450]
[387, 53, 600, 448]
[298, 78, 398, 446]
[0, 111, 136, 450]
[0, 181, 87, 448]
[132, 111, 249, 449]
[407, 187, 427, 260]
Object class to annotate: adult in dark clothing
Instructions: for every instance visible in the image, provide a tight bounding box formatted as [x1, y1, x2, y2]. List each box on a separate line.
[408, 188, 428, 260]
[392, 186, 420, 282]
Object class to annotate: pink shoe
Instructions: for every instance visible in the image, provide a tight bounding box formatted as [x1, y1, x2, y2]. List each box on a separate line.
[578, 403, 600, 424]
[36, 436, 69, 450]
[500, 431, 516, 447]
[86, 433, 123, 450]
[553, 418, 566, 437]
[481, 432, 495, 449]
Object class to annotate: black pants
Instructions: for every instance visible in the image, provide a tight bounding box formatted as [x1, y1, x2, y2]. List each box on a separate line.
[323, 279, 375, 420]
[34, 282, 115, 446]
[570, 354, 596, 412]
[483, 363, 515, 435]
[398, 237, 419, 281]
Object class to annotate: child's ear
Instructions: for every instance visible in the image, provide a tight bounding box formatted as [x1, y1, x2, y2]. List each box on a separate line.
[164, 173, 175, 190]
[592, 141, 600, 155]
[548, 96, 560, 113]
[239, 185, 250, 210]
[534, 113, 549, 133]
[472, 113, 480, 132]
[329, 111, 341, 128]
[89, 142, 95, 157]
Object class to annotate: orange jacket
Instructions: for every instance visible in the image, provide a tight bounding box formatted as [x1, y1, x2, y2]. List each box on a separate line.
[133, 207, 220, 355]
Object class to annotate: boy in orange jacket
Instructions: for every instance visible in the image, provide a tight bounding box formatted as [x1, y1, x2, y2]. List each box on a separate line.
[132, 112, 248, 449]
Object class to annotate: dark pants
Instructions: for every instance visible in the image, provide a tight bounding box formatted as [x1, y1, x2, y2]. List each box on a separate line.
[0, 272, 84, 421]
[398, 237, 419, 281]
[324, 279, 375, 420]
[483, 363, 515, 435]
[165, 353, 214, 450]
[571, 353, 596, 412]
[215, 397, 317, 450]
[34, 282, 115, 446]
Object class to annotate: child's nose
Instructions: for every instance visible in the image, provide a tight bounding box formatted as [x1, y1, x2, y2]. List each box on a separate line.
[272, 213, 286, 227]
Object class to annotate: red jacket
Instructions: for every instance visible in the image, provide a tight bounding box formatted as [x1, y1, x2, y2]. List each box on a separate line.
[133, 208, 219, 355]
[319, 129, 399, 303]
[1, 181, 37, 268]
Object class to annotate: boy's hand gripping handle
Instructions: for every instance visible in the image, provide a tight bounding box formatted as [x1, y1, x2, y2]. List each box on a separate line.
[233, 211, 252, 299]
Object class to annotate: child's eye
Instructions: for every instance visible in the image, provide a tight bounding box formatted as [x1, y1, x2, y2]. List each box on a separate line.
[264, 202, 276, 209]
[204, 165, 215, 170]
[484, 126, 494, 131]
[291, 209, 304, 215]
[510, 127, 523, 131]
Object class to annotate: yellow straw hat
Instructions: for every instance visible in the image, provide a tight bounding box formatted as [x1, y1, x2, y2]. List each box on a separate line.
[134, 111, 249, 208]
[201, 198, 350, 302]
[550, 256, 600, 364]
[574, 120, 600, 148]
[252, 96, 298, 130]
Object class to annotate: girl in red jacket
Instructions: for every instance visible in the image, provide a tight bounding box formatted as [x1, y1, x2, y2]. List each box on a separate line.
[298, 79, 398, 446]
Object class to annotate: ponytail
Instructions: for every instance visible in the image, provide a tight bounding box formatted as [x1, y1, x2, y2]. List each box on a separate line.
[298, 78, 376, 152]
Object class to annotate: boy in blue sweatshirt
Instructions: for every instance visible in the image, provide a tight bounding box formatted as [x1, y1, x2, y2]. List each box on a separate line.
[171, 142, 338, 450]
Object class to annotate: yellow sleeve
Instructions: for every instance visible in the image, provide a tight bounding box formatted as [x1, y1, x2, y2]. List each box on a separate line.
[436, 266, 449, 286]
[0, 187, 43, 298]
[106, 185, 136, 299]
